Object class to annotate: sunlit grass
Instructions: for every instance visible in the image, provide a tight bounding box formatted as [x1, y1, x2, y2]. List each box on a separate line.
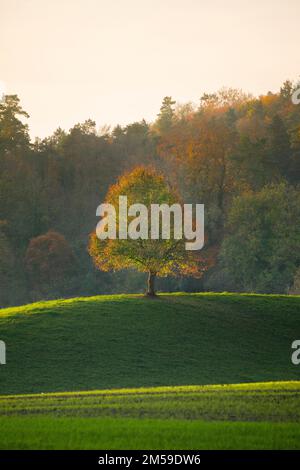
[0, 381, 299, 423]
[0, 381, 299, 449]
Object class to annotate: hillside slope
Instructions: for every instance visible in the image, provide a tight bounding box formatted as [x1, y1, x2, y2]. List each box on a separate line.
[0, 293, 299, 394]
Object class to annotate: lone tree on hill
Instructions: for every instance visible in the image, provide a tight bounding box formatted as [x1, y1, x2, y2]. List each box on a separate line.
[89, 166, 213, 296]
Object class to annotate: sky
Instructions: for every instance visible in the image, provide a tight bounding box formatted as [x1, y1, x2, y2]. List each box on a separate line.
[1, 0, 300, 139]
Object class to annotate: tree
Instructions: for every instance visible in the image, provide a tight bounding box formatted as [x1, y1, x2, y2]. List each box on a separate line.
[220, 184, 300, 293]
[0, 95, 30, 154]
[89, 166, 210, 296]
[25, 231, 75, 299]
[231, 136, 271, 191]
[157, 112, 237, 243]
[268, 115, 292, 177]
[280, 80, 293, 100]
[289, 126, 300, 184]
[155, 97, 176, 134]
[0, 222, 17, 305]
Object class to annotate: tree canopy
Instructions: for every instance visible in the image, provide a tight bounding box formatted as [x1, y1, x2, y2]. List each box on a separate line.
[88, 166, 209, 296]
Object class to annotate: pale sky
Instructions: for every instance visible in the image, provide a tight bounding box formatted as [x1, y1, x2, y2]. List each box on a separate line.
[1, 0, 299, 139]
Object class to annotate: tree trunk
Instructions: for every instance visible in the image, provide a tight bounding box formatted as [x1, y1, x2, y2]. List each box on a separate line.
[146, 271, 156, 297]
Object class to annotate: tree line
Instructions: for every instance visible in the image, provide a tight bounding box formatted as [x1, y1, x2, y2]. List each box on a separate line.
[1, 80, 300, 306]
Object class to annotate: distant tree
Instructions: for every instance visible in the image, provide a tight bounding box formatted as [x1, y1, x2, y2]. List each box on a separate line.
[89, 166, 211, 296]
[268, 115, 292, 177]
[231, 137, 271, 191]
[289, 126, 300, 184]
[0, 95, 30, 154]
[0, 222, 16, 305]
[158, 112, 237, 242]
[25, 231, 75, 299]
[200, 88, 251, 109]
[280, 80, 293, 100]
[155, 97, 176, 133]
[112, 120, 157, 168]
[220, 184, 300, 293]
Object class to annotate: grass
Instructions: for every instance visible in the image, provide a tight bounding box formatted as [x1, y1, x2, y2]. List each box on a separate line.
[1, 417, 300, 450]
[0, 292, 300, 394]
[0, 381, 299, 449]
[0, 294, 300, 394]
[1, 381, 300, 421]
[1, 292, 300, 449]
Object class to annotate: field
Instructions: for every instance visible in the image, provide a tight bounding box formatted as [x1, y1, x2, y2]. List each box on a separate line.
[0, 381, 300, 449]
[0, 293, 300, 394]
[0, 293, 300, 449]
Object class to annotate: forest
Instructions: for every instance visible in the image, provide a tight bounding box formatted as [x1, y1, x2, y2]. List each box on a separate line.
[1, 80, 300, 307]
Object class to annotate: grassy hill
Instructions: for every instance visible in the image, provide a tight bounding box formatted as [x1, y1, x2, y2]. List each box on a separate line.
[0, 293, 299, 395]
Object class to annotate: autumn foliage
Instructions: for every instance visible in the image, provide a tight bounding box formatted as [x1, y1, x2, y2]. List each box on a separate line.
[1, 80, 300, 306]
[25, 231, 74, 298]
[89, 166, 214, 295]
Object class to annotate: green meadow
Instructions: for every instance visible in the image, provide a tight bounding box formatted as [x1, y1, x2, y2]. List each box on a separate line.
[1, 293, 300, 394]
[0, 382, 299, 449]
[0, 293, 300, 449]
